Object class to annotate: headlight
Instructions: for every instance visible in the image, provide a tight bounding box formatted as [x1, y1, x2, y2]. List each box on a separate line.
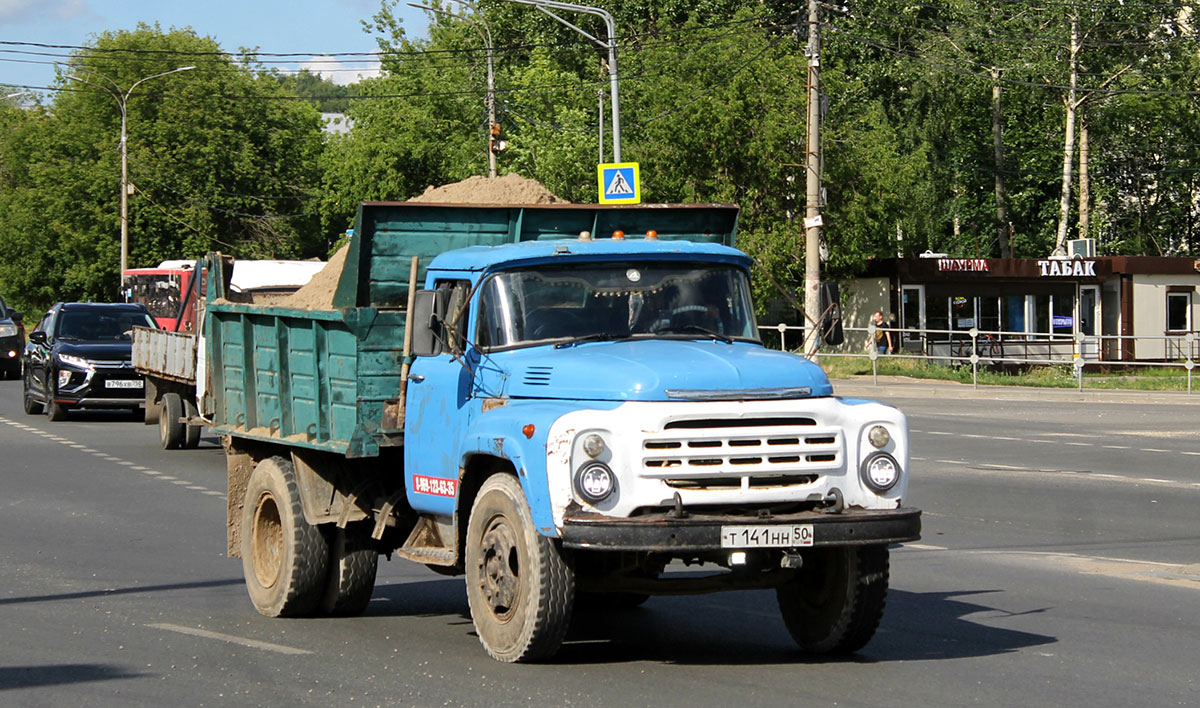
[574, 461, 617, 504]
[581, 433, 606, 458]
[0, 324, 16, 338]
[58, 353, 93, 370]
[867, 425, 891, 449]
[860, 452, 900, 492]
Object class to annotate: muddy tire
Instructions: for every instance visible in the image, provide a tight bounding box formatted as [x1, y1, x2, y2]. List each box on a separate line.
[181, 397, 201, 449]
[319, 526, 378, 617]
[240, 456, 329, 617]
[159, 392, 184, 449]
[465, 474, 574, 663]
[777, 545, 889, 655]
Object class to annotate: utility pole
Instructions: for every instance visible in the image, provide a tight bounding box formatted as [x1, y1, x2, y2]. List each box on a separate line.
[803, 0, 823, 358]
[62, 65, 195, 282]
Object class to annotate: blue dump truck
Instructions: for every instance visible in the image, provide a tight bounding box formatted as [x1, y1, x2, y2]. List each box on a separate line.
[207, 202, 920, 662]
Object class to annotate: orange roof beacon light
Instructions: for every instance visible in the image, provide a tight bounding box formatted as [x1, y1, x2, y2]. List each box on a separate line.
[645, 230, 659, 240]
[612, 230, 626, 240]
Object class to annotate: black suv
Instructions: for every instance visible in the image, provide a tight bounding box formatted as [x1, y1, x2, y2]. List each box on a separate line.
[0, 294, 23, 379]
[22, 302, 156, 420]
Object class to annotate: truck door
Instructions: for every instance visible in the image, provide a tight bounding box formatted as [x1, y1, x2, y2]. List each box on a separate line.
[404, 279, 474, 514]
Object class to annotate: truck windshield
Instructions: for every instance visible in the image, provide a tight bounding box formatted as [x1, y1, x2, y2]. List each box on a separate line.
[476, 262, 759, 349]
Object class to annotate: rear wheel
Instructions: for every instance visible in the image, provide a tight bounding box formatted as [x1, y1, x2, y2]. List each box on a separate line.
[159, 392, 184, 449]
[465, 474, 574, 663]
[181, 397, 202, 449]
[319, 526, 378, 617]
[776, 545, 889, 655]
[240, 456, 329, 617]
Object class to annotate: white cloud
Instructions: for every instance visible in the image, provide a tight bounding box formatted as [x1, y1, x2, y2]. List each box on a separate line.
[297, 55, 381, 86]
[0, 0, 91, 23]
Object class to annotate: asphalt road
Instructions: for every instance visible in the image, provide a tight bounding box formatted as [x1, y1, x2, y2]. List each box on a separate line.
[1, 378, 1198, 707]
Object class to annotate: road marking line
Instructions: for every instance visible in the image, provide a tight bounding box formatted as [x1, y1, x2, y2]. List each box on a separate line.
[158, 475, 177, 481]
[1140, 448, 1170, 453]
[171, 480, 191, 486]
[140, 470, 161, 476]
[203, 491, 225, 497]
[902, 543, 946, 551]
[1182, 452, 1200, 457]
[118, 461, 136, 466]
[926, 431, 953, 436]
[186, 485, 208, 491]
[1064, 442, 1092, 447]
[1102, 445, 1131, 450]
[146, 623, 312, 656]
[935, 459, 969, 465]
[1141, 478, 1172, 484]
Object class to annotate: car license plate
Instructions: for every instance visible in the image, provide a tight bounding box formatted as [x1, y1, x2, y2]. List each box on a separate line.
[105, 379, 143, 389]
[720, 524, 814, 548]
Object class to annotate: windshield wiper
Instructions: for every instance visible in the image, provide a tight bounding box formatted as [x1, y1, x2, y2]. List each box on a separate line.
[554, 333, 643, 349]
[672, 325, 734, 343]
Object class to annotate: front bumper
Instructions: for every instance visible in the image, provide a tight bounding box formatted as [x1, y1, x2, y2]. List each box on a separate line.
[561, 506, 921, 552]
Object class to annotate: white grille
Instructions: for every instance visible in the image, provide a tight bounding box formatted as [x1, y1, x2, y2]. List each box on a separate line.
[639, 418, 842, 490]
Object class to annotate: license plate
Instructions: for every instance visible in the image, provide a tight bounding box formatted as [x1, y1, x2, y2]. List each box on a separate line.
[105, 379, 143, 389]
[720, 524, 814, 549]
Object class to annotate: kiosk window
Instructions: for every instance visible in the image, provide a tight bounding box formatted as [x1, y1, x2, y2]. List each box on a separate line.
[1167, 292, 1190, 332]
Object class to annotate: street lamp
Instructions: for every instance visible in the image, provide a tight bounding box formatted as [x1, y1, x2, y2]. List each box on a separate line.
[496, 0, 622, 162]
[61, 65, 196, 281]
[409, 0, 498, 177]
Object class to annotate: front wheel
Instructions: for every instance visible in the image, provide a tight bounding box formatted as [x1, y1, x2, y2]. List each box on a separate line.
[45, 380, 67, 421]
[776, 545, 889, 655]
[22, 372, 43, 415]
[465, 474, 575, 663]
[240, 456, 329, 617]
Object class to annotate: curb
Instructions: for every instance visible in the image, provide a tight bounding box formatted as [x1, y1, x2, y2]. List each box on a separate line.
[829, 375, 1200, 405]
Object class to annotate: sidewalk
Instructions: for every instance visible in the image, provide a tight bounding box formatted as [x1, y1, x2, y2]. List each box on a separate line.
[830, 374, 1200, 405]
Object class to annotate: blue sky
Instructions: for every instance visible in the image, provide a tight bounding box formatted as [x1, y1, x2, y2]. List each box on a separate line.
[0, 0, 430, 94]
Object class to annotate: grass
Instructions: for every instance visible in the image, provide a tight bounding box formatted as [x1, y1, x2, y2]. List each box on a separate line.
[817, 353, 1199, 392]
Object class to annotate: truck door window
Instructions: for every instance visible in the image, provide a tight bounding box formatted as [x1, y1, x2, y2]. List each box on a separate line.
[435, 280, 471, 355]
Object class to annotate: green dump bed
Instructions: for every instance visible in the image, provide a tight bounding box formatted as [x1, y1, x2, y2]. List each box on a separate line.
[206, 202, 739, 458]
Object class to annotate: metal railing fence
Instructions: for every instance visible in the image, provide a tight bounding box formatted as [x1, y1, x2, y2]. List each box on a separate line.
[757, 322, 1198, 393]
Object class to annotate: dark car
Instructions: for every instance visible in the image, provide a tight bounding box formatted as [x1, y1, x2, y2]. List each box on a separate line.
[0, 294, 24, 379]
[22, 302, 156, 420]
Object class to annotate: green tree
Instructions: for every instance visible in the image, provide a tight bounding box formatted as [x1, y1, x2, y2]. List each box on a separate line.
[0, 25, 327, 313]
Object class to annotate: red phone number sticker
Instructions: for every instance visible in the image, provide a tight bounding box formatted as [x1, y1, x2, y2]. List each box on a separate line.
[413, 474, 458, 497]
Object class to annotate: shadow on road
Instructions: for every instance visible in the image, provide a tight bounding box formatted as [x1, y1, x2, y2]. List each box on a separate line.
[369, 579, 1055, 665]
[0, 664, 144, 690]
[0, 578, 244, 607]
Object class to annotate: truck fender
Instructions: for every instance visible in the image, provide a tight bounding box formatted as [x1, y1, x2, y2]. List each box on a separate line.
[458, 428, 557, 538]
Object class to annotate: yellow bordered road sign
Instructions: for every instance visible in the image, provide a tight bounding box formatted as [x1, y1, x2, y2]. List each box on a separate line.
[598, 163, 640, 204]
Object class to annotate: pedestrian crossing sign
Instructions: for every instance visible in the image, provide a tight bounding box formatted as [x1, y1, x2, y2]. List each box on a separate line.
[598, 162, 640, 204]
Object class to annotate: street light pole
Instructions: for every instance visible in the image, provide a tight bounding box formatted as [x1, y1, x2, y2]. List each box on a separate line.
[409, 1, 497, 177]
[497, 0, 621, 162]
[61, 65, 195, 282]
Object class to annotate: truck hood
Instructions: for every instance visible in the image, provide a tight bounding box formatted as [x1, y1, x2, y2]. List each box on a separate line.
[482, 340, 833, 402]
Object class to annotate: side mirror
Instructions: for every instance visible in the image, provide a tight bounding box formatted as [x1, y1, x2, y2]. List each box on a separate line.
[10, 312, 22, 324]
[29, 330, 47, 345]
[411, 289, 447, 358]
[819, 281, 844, 347]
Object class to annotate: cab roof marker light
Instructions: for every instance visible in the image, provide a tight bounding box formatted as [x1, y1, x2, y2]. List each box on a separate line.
[612, 230, 625, 240]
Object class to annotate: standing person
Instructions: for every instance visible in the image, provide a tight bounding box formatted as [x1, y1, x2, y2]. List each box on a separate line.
[871, 310, 894, 354]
